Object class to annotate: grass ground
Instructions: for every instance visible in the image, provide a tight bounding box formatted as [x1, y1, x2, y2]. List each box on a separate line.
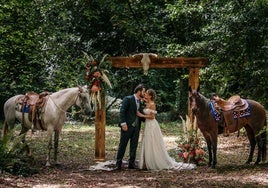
[0, 122, 268, 187]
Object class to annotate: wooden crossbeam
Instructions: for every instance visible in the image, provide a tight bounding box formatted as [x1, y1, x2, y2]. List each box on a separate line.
[108, 56, 208, 68]
[95, 55, 208, 162]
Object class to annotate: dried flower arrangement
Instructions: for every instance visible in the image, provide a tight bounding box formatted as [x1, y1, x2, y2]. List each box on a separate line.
[83, 52, 112, 109]
[177, 115, 206, 165]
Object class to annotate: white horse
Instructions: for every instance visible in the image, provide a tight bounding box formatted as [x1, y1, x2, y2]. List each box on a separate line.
[2, 86, 92, 166]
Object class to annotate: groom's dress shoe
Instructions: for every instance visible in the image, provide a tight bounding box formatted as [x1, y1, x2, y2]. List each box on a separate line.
[128, 165, 138, 169]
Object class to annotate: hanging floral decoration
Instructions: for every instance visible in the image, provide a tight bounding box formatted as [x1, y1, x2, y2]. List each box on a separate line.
[177, 115, 206, 165]
[83, 52, 112, 109]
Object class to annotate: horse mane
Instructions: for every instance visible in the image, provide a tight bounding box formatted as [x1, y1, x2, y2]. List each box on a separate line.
[51, 87, 78, 98]
[198, 93, 211, 108]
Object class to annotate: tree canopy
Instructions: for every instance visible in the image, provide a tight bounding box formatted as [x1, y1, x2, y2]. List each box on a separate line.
[0, 0, 267, 119]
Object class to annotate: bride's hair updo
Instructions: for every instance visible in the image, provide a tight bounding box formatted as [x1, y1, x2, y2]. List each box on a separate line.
[147, 89, 156, 101]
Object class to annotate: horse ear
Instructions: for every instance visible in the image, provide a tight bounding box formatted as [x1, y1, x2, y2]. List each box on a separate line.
[78, 85, 83, 92]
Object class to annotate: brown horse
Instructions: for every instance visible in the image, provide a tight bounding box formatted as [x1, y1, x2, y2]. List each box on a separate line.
[189, 86, 267, 168]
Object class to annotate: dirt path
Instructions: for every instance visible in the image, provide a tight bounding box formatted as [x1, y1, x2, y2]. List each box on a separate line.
[1, 128, 267, 187]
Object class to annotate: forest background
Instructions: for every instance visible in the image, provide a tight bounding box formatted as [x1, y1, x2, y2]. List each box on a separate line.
[0, 0, 267, 121]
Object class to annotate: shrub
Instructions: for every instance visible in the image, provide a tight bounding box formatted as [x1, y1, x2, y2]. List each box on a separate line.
[0, 130, 38, 176]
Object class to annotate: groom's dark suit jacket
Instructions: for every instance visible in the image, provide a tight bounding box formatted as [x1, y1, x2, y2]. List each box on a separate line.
[119, 95, 139, 127]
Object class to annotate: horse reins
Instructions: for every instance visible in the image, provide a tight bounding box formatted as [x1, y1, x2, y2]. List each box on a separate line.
[48, 91, 82, 116]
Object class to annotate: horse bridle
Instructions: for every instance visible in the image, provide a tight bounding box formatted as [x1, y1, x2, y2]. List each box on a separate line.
[76, 90, 88, 113]
[189, 92, 199, 115]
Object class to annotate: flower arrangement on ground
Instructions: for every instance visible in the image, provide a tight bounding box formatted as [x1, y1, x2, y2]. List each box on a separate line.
[83, 52, 112, 109]
[177, 115, 206, 165]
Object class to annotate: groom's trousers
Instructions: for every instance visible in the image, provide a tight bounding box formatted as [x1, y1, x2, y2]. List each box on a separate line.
[116, 124, 140, 168]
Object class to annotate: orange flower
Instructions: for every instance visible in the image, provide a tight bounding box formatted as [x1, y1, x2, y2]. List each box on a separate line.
[184, 144, 190, 150]
[93, 71, 101, 77]
[91, 85, 100, 92]
[183, 151, 189, 159]
[195, 148, 204, 155]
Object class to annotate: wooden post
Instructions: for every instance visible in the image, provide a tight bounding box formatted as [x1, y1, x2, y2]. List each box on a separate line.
[99, 56, 208, 160]
[94, 91, 106, 161]
[188, 68, 200, 120]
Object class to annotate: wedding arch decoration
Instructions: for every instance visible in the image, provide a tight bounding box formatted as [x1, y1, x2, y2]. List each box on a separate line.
[92, 53, 208, 161]
[83, 52, 113, 161]
[83, 52, 112, 109]
[131, 53, 158, 75]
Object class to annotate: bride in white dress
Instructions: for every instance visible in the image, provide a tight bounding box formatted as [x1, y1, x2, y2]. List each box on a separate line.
[137, 89, 196, 171]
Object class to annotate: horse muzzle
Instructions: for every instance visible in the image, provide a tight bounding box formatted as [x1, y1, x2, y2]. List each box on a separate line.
[82, 107, 92, 115]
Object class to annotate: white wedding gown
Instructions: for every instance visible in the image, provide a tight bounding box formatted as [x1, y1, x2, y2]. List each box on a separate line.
[138, 109, 196, 171]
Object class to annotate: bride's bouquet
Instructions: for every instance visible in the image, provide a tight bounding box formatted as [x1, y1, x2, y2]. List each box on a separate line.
[177, 115, 206, 165]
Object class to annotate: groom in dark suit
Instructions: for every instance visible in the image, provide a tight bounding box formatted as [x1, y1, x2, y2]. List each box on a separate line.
[115, 84, 146, 170]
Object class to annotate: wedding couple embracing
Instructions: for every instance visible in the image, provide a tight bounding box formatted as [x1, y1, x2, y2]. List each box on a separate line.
[115, 84, 196, 171]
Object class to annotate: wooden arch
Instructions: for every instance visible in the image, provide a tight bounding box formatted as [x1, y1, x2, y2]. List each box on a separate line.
[94, 54, 208, 161]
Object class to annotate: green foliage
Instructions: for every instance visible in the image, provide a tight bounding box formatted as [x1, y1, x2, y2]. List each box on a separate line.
[199, 0, 268, 105]
[0, 0, 267, 121]
[0, 130, 38, 176]
[165, 0, 268, 106]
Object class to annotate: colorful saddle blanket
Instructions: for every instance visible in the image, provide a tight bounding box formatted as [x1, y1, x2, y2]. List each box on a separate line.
[209, 100, 251, 122]
[18, 104, 30, 113]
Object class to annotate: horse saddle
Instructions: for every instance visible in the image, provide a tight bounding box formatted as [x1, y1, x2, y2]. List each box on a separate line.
[16, 91, 50, 130]
[211, 94, 250, 137]
[212, 95, 248, 112]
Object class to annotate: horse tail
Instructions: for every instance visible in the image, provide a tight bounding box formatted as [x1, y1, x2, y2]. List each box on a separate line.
[261, 118, 267, 161]
[2, 120, 9, 137]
